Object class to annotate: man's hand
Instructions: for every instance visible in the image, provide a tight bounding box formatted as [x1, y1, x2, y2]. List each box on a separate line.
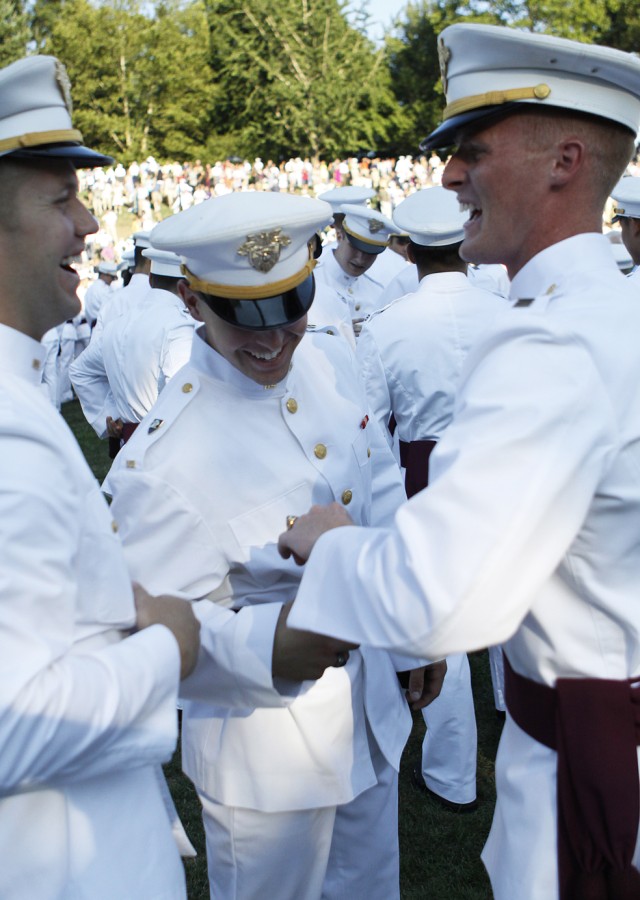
[106, 416, 123, 439]
[277, 502, 354, 565]
[404, 660, 447, 711]
[272, 602, 358, 682]
[133, 584, 201, 680]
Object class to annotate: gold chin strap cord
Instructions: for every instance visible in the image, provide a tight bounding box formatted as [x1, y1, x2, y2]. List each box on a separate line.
[443, 84, 552, 120]
[0, 128, 84, 153]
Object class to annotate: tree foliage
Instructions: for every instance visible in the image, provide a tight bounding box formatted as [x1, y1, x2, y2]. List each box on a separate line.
[203, 0, 406, 160]
[32, 0, 214, 161]
[5, 0, 640, 163]
[0, 0, 31, 67]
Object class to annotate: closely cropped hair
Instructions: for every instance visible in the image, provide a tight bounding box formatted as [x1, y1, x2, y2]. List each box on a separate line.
[410, 240, 464, 271]
[519, 107, 636, 203]
[150, 273, 180, 293]
[0, 158, 29, 228]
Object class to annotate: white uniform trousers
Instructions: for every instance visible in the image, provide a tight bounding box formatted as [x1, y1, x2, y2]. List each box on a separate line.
[323, 731, 400, 900]
[421, 653, 477, 804]
[200, 794, 336, 900]
[200, 731, 400, 900]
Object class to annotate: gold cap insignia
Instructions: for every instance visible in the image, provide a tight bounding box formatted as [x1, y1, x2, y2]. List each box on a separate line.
[368, 219, 384, 234]
[54, 59, 73, 115]
[237, 228, 292, 274]
[438, 38, 452, 94]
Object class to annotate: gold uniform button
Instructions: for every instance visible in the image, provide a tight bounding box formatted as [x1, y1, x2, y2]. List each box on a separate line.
[182, 382, 193, 393]
[341, 489, 353, 505]
[126, 460, 136, 469]
[314, 443, 327, 459]
[326, 329, 335, 335]
[111, 521, 119, 533]
[286, 398, 298, 414]
[355, 303, 361, 311]
[367, 448, 371, 458]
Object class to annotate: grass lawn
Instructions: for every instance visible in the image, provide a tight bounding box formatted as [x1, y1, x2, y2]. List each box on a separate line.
[63, 398, 499, 900]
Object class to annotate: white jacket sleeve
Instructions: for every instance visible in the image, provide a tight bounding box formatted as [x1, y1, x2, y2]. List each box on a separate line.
[0, 429, 181, 794]
[289, 320, 613, 659]
[69, 329, 118, 437]
[109, 467, 294, 709]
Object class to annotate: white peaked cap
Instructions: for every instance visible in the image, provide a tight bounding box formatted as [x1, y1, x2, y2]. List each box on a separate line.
[393, 186, 467, 247]
[423, 24, 640, 150]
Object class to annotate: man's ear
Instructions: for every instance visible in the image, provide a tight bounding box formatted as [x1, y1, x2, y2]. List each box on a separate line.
[178, 280, 204, 322]
[549, 138, 585, 188]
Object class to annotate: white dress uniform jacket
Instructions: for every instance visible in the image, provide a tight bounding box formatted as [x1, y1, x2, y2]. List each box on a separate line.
[314, 245, 386, 320]
[289, 234, 640, 898]
[93, 272, 151, 336]
[0, 324, 186, 900]
[307, 281, 357, 351]
[357, 271, 506, 804]
[368, 247, 411, 288]
[358, 271, 507, 444]
[82, 277, 114, 324]
[377, 262, 510, 311]
[108, 327, 415, 814]
[71, 287, 193, 436]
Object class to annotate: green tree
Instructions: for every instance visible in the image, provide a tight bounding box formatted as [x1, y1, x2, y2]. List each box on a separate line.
[0, 0, 31, 66]
[384, 0, 640, 153]
[204, 0, 407, 160]
[134, 0, 216, 160]
[384, 0, 498, 151]
[37, 0, 214, 161]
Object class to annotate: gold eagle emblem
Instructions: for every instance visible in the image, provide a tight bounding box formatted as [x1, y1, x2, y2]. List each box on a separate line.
[237, 229, 292, 273]
[54, 59, 73, 114]
[438, 37, 452, 94]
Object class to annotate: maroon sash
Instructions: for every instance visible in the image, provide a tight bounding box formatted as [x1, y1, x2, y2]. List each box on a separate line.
[504, 654, 640, 899]
[121, 422, 139, 443]
[388, 414, 437, 498]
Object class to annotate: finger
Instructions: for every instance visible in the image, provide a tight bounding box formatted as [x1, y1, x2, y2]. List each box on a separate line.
[407, 666, 426, 703]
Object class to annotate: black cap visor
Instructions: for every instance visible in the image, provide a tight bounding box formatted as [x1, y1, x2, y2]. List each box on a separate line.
[420, 103, 522, 152]
[5, 143, 114, 168]
[202, 273, 315, 331]
[345, 232, 386, 256]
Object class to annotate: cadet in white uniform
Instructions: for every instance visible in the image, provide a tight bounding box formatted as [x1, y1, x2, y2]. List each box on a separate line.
[359, 185, 509, 810]
[610, 175, 640, 279]
[0, 54, 200, 900]
[107, 191, 441, 900]
[313, 204, 397, 332]
[71, 246, 195, 448]
[281, 25, 640, 900]
[83, 260, 118, 324]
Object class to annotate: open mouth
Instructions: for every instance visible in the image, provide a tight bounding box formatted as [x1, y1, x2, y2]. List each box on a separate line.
[245, 347, 283, 362]
[60, 256, 80, 275]
[460, 201, 482, 225]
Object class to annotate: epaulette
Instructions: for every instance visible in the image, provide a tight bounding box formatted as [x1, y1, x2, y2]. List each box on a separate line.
[512, 282, 558, 312]
[118, 373, 202, 469]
